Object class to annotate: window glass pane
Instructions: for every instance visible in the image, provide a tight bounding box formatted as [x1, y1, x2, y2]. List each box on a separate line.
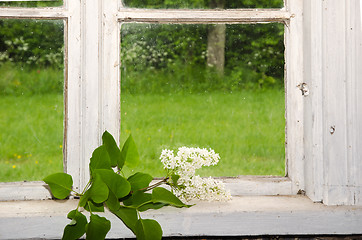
[0, 0, 62, 8]
[122, 0, 284, 9]
[120, 23, 285, 177]
[0, 19, 64, 182]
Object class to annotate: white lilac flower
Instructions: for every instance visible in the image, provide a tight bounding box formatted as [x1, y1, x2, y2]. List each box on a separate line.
[160, 147, 231, 202]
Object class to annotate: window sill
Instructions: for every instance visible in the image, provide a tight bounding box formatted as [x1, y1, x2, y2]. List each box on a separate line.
[0, 176, 296, 201]
[1, 195, 362, 239]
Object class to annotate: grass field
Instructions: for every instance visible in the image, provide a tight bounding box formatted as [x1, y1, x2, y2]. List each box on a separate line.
[0, 94, 64, 182]
[0, 89, 285, 182]
[121, 90, 285, 177]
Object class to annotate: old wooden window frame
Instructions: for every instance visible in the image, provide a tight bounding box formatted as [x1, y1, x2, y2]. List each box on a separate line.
[0, 0, 304, 200]
[2, 1, 362, 239]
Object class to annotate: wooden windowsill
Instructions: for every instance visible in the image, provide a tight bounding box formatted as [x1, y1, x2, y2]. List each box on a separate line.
[1, 195, 362, 239]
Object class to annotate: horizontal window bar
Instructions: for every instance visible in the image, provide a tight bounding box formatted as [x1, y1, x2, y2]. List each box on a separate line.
[0, 8, 66, 18]
[118, 9, 291, 24]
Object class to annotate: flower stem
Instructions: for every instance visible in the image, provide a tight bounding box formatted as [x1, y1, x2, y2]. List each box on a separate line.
[135, 177, 169, 193]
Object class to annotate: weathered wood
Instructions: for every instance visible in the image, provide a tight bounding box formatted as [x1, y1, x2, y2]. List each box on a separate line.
[0, 182, 51, 201]
[0, 7, 66, 18]
[101, 0, 121, 143]
[223, 176, 296, 196]
[303, 0, 324, 203]
[322, 0, 349, 205]
[284, 0, 305, 194]
[303, 0, 362, 205]
[118, 9, 291, 24]
[1, 196, 362, 239]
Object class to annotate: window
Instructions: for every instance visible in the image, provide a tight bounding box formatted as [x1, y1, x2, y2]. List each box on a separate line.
[0, 0, 304, 199]
[1, 0, 362, 239]
[0, 19, 64, 182]
[118, 1, 304, 195]
[120, 23, 285, 177]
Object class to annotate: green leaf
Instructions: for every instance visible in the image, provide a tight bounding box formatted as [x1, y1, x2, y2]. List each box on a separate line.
[123, 191, 152, 208]
[85, 214, 111, 240]
[127, 172, 153, 192]
[112, 206, 138, 234]
[84, 201, 104, 213]
[62, 210, 87, 240]
[89, 145, 112, 174]
[80, 174, 109, 206]
[138, 202, 167, 212]
[43, 173, 73, 199]
[105, 190, 121, 212]
[135, 219, 162, 240]
[152, 187, 190, 208]
[102, 131, 121, 167]
[95, 169, 131, 199]
[120, 134, 139, 169]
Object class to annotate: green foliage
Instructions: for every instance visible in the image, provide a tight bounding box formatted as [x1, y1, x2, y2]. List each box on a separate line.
[85, 214, 111, 240]
[43, 173, 73, 199]
[43, 131, 190, 239]
[152, 187, 191, 208]
[102, 131, 122, 167]
[121, 134, 140, 169]
[0, 1, 62, 7]
[121, 23, 284, 93]
[135, 219, 163, 240]
[62, 210, 87, 240]
[113, 207, 138, 233]
[0, 19, 64, 69]
[127, 172, 153, 192]
[123, 0, 283, 8]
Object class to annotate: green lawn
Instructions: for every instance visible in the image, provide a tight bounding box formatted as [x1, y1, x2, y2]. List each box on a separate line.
[121, 90, 285, 177]
[0, 94, 64, 182]
[0, 89, 285, 182]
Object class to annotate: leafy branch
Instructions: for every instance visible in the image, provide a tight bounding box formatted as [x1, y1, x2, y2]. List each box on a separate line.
[44, 131, 191, 240]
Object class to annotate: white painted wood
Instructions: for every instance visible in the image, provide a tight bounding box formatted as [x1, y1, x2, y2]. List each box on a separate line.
[1, 196, 362, 239]
[79, 0, 102, 191]
[101, 0, 121, 142]
[346, 0, 362, 205]
[303, 0, 324, 202]
[65, 0, 84, 193]
[0, 177, 294, 201]
[0, 182, 51, 201]
[284, 0, 305, 193]
[356, 0, 362, 205]
[302, 0, 362, 205]
[223, 176, 296, 196]
[322, 0, 350, 205]
[0, 7, 67, 18]
[118, 9, 291, 24]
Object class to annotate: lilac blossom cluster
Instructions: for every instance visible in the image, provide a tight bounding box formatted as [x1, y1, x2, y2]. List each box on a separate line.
[160, 147, 231, 202]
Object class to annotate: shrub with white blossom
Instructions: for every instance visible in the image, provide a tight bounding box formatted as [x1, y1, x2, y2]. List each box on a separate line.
[160, 147, 232, 202]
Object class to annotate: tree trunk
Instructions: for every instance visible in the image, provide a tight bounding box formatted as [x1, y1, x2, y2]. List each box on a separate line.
[207, 0, 226, 75]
